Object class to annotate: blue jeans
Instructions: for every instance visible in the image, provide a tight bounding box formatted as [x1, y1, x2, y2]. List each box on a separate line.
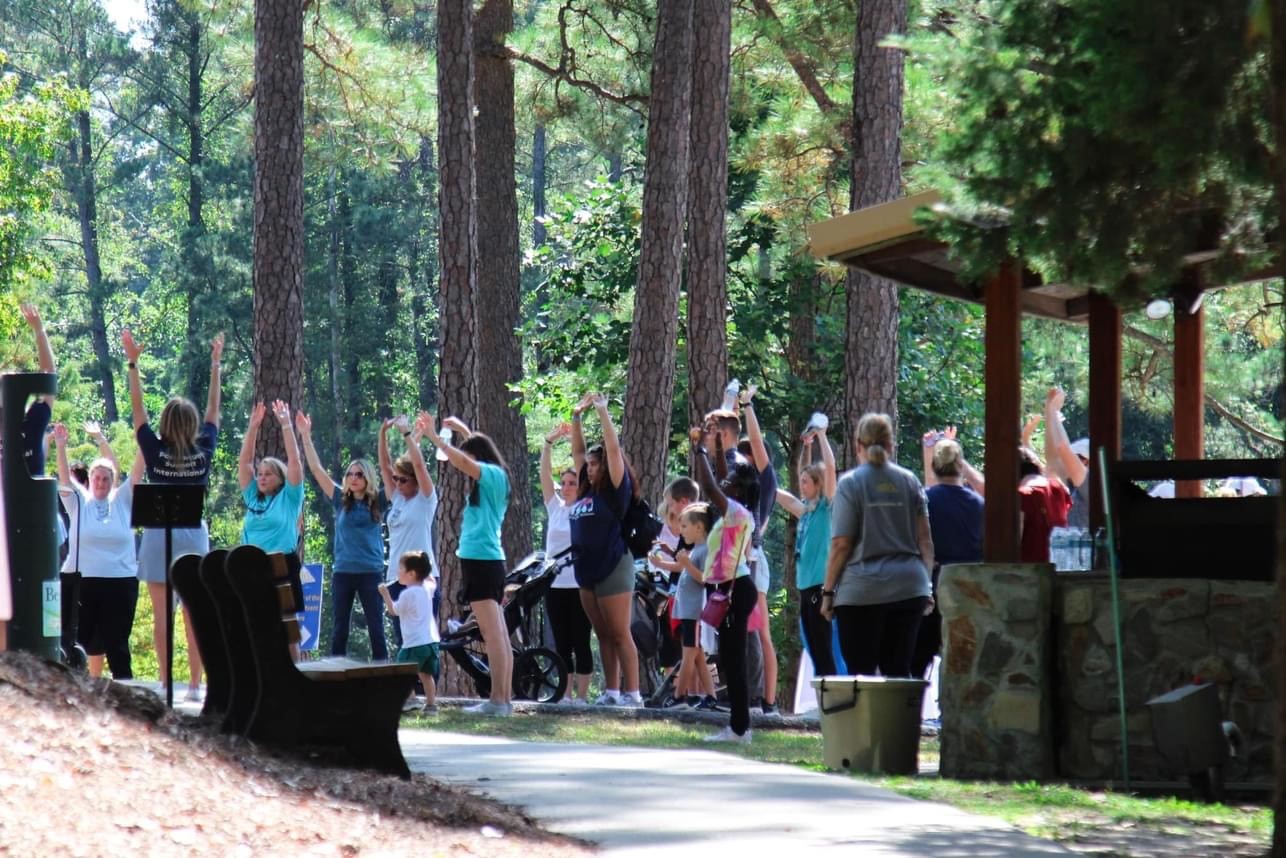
[331, 571, 388, 661]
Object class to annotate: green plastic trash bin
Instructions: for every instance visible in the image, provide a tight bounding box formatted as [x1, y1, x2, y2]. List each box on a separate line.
[811, 676, 927, 775]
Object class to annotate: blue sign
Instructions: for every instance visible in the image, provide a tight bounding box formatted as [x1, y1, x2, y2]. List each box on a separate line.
[298, 563, 324, 652]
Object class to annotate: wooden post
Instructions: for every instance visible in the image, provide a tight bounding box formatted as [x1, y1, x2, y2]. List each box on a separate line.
[983, 260, 1022, 562]
[1173, 302, 1205, 498]
[1087, 291, 1122, 530]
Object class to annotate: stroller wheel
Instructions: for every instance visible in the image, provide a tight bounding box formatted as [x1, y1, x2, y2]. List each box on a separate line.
[512, 647, 567, 703]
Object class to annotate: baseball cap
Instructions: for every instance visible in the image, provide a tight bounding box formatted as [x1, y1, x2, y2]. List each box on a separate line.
[1070, 438, 1090, 459]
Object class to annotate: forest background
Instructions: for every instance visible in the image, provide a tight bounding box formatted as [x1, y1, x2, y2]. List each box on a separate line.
[0, 0, 1281, 689]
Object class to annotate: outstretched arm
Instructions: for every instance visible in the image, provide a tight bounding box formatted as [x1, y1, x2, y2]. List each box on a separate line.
[817, 429, 837, 499]
[121, 329, 148, 430]
[1044, 387, 1088, 488]
[271, 400, 303, 486]
[401, 415, 434, 497]
[294, 411, 338, 497]
[690, 429, 729, 516]
[570, 394, 591, 472]
[84, 421, 118, 477]
[52, 423, 72, 488]
[593, 394, 626, 488]
[238, 402, 265, 490]
[417, 412, 480, 480]
[921, 430, 941, 488]
[775, 488, 805, 519]
[540, 423, 571, 503]
[22, 304, 55, 404]
[378, 418, 396, 490]
[739, 386, 770, 472]
[205, 333, 223, 428]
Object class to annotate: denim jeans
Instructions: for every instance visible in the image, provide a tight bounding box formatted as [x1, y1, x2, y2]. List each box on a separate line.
[330, 571, 388, 661]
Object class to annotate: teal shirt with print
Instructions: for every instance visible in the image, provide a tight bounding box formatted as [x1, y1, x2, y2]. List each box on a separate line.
[241, 480, 305, 554]
[456, 462, 509, 561]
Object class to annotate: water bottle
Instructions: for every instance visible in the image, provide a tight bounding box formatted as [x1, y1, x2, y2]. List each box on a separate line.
[1072, 528, 1089, 571]
[1048, 527, 1067, 570]
[721, 379, 741, 412]
[802, 411, 829, 439]
[436, 427, 453, 461]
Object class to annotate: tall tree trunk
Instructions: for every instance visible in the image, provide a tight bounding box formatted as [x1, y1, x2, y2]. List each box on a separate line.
[182, 15, 209, 402]
[437, 0, 480, 695]
[326, 166, 343, 461]
[412, 136, 439, 412]
[842, 0, 906, 462]
[252, 0, 305, 457]
[1267, 1, 1286, 853]
[684, 0, 732, 428]
[71, 104, 118, 424]
[532, 123, 547, 247]
[475, 0, 532, 563]
[622, 0, 694, 504]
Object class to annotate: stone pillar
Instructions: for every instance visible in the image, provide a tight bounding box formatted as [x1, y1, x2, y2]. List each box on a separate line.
[938, 563, 1055, 779]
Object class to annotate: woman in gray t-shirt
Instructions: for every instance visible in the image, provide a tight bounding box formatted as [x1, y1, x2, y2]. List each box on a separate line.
[820, 413, 934, 677]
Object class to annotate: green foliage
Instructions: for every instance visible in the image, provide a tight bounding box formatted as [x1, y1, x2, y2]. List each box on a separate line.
[907, 0, 1276, 300]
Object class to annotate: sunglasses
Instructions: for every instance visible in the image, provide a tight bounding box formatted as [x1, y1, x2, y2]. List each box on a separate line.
[346, 471, 366, 478]
[391, 474, 413, 484]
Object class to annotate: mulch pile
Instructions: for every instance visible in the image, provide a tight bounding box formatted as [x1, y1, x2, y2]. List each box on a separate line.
[0, 651, 593, 856]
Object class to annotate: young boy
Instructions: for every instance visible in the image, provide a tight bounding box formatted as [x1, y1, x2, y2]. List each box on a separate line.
[378, 550, 439, 714]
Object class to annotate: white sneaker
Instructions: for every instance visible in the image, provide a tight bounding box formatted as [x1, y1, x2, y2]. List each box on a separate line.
[593, 692, 620, 706]
[183, 686, 203, 703]
[566, 696, 589, 707]
[465, 700, 513, 717]
[703, 726, 752, 744]
[618, 693, 644, 708]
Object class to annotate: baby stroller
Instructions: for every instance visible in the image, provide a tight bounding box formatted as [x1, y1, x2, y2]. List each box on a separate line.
[439, 548, 575, 703]
[632, 560, 680, 700]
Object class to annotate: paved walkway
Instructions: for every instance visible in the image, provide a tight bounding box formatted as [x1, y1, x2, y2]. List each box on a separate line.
[400, 729, 1073, 856]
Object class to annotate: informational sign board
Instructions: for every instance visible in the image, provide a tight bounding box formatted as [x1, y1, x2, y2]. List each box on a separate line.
[297, 563, 324, 652]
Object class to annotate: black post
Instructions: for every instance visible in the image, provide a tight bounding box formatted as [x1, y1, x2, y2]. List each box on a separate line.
[131, 483, 205, 708]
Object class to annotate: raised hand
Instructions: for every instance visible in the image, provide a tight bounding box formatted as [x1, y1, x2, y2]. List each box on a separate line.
[294, 410, 312, 437]
[572, 393, 595, 417]
[392, 414, 411, 433]
[83, 420, 104, 440]
[738, 383, 759, 406]
[591, 392, 609, 410]
[20, 303, 41, 330]
[441, 416, 470, 438]
[121, 329, 144, 363]
[249, 401, 267, 428]
[1045, 386, 1066, 414]
[382, 416, 396, 433]
[689, 426, 705, 449]
[546, 422, 572, 444]
[211, 332, 224, 363]
[52, 423, 69, 445]
[271, 399, 291, 425]
[414, 411, 437, 440]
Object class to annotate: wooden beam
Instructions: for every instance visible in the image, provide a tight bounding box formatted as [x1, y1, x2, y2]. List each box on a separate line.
[1087, 291, 1122, 530]
[1173, 304, 1205, 498]
[983, 260, 1022, 562]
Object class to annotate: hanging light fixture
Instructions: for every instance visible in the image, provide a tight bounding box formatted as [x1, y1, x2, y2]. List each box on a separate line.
[1145, 297, 1172, 320]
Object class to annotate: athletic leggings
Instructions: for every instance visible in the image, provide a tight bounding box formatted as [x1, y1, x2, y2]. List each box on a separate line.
[714, 576, 758, 736]
[834, 596, 929, 678]
[78, 576, 139, 679]
[545, 586, 593, 675]
[799, 585, 837, 677]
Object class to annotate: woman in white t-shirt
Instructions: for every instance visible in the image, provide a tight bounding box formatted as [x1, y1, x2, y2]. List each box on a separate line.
[53, 422, 145, 680]
[540, 422, 592, 704]
[377, 415, 439, 648]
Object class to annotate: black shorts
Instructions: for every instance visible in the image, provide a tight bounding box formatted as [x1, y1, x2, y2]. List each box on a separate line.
[461, 558, 506, 604]
[679, 618, 698, 648]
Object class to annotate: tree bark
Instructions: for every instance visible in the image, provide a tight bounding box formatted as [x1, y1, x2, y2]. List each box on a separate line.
[842, 0, 905, 462]
[412, 136, 439, 412]
[437, 0, 480, 695]
[182, 14, 210, 403]
[474, 0, 532, 564]
[684, 0, 732, 428]
[622, 0, 694, 504]
[1266, 1, 1286, 853]
[326, 166, 343, 461]
[71, 103, 118, 425]
[252, 0, 306, 458]
[532, 123, 547, 247]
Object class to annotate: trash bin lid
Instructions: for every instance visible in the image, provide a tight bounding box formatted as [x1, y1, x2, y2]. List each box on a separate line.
[811, 675, 928, 690]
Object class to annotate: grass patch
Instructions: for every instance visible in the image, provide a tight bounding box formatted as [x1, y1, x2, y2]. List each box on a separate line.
[410, 708, 1268, 846]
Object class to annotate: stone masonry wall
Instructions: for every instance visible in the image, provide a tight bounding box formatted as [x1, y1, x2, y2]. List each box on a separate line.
[938, 563, 1055, 780]
[1056, 577, 1275, 783]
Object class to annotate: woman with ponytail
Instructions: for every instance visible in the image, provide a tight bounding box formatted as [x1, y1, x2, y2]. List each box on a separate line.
[820, 413, 934, 677]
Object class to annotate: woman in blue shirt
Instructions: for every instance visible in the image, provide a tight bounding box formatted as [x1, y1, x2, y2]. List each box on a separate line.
[417, 411, 513, 716]
[775, 420, 838, 677]
[295, 410, 389, 660]
[237, 400, 306, 660]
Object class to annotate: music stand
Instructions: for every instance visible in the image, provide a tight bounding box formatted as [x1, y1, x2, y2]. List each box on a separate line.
[132, 484, 206, 708]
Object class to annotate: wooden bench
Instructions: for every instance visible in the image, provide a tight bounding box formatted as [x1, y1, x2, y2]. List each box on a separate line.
[170, 551, 231, 722]
[1107, 458, 1276, 582]
[191, 545, 417, 777]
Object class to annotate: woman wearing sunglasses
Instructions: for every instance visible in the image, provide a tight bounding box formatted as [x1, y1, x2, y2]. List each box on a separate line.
[377, 414, 439, 648]
[295, 411, 389, 660]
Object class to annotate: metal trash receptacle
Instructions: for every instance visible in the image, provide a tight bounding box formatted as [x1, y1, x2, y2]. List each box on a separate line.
[811, 676, 927, 775]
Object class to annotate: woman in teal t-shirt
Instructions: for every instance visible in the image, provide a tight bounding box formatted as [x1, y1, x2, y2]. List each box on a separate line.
[237, 401, 306, 639]
[775, 419, 837, 677]
[417, 411, 513, 715]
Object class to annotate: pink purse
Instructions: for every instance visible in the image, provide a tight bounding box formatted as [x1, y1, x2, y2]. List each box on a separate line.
[700, 590, 731, 627]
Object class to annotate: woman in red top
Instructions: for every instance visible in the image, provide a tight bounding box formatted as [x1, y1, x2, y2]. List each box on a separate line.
[1017, 447, 1070, 563]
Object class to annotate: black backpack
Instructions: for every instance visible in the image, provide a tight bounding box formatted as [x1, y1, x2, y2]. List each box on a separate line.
[621, 495, 663, 560]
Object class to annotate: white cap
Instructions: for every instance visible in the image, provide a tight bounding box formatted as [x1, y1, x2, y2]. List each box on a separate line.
[1070, 438, 1090, 459]
[1221, 476, 1266, 497]
[1148, 480, 1175, 499]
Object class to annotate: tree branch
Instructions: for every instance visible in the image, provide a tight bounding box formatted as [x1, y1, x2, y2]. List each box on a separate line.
[748, 0, 840, 116]
[499, 45, 648, 112]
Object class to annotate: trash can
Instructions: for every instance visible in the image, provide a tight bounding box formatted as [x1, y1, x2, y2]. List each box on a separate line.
[811, 676, 928, 775]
